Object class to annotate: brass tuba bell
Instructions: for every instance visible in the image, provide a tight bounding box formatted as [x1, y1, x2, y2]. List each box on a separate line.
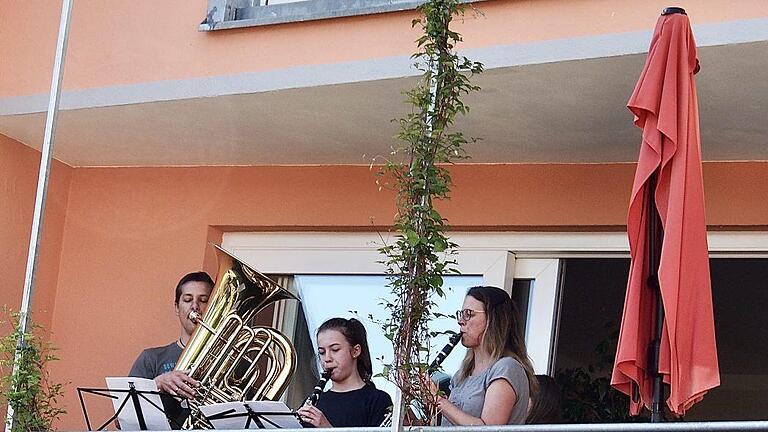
[175, 244, 298, 429]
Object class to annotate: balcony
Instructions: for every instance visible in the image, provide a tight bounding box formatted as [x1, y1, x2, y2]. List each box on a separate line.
[0, 11, 766, 167]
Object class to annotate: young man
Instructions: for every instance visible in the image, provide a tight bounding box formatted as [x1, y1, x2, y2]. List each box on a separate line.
[128, 271, 214, 426]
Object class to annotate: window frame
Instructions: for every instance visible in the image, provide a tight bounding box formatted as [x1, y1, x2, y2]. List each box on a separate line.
[221, 231, 768, 375]
[200, 0, 440, 31]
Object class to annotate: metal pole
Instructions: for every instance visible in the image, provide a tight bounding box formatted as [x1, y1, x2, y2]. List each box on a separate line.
[393, 7, 443, 432]
[390, 386, 405, 432]
[4, 0, 74, 430]
[646, 171, 665, 422]
[645, 8, 694, 423]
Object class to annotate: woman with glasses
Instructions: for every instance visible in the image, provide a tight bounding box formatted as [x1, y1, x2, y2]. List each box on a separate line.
[438, 286, 537, 426]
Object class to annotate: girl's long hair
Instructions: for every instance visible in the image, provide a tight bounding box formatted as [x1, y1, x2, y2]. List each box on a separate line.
[317, 317, 374, 384]
[456, 286, 538, 396]
[526, 374, 563, 424]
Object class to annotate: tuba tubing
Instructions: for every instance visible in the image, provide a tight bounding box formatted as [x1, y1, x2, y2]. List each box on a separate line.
[176, 244, 299, 429]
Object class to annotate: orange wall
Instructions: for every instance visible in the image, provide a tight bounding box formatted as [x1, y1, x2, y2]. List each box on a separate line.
[0, 134, 71, 329]
[0, 134, 71, 421]
[41, 161, 768, 428]
[1, 0, 766, 98]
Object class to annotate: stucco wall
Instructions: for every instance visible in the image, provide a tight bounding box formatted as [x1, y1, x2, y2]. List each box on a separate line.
[2, 0, 766, 98]
[40, 160, 768, 428]
[0, 133, 71, 421]
[3, 129, 768, 427]
[0, 133, 71, 330]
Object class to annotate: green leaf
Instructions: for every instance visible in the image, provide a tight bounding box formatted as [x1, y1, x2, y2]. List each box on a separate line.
[405, 229, 420, 246]
[0, 309, 66, 431]
[433, 237, 448, 252]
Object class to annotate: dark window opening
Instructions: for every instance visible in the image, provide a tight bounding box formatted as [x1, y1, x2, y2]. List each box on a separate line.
[553, 258, 768, 422]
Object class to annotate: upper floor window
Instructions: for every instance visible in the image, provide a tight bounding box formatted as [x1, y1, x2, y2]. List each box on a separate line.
[201, 0, 426, 30]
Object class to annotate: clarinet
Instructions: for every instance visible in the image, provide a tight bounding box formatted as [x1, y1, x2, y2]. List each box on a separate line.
[380, 331, 462, 426]
[428, 332, 462, 373]
[305, 368, 333, 406]
[299, 368, 333, 427]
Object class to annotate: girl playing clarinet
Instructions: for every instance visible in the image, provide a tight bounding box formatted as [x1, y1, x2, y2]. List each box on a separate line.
[297, 317, 392, 427]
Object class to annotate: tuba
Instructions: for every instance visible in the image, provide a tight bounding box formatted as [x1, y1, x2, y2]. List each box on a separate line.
[175, 244, 298, 429]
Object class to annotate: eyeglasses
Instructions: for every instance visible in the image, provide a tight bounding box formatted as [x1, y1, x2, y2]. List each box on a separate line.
[455, 309, 486, 322]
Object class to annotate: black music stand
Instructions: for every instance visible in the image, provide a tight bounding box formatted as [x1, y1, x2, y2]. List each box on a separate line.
[78, 381, 182, 430]
[201, 401, 301, 429]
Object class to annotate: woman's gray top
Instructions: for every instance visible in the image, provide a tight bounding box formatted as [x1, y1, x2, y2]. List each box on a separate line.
[441, 356, 530, 425]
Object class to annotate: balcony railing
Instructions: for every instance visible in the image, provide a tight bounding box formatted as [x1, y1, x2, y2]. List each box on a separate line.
[94, 422, 768, 432]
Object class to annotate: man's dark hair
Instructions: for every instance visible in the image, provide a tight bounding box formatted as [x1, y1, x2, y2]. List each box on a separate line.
[174, 271, 214, 304]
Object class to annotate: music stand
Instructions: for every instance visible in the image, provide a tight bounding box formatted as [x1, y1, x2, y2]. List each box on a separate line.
[77, 377, 181, 430]
[199, 400, 302, 429]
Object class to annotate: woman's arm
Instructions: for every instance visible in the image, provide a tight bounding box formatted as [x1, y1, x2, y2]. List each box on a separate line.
[438, 379, 518, 426]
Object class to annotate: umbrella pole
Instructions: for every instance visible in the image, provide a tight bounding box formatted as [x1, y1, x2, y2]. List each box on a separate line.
[647, 170, 665, 422]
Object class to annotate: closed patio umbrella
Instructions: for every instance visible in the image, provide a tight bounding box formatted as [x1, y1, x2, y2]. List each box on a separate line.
[611, 8, 720, 420]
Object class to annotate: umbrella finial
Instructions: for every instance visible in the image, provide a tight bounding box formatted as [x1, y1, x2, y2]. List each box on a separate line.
[662, 7, 686, 15]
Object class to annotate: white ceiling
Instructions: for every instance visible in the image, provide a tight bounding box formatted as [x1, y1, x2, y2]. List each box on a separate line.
[1, 41, 766, 167]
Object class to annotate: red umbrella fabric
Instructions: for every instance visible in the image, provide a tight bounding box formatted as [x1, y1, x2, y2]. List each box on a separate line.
[611, 12, 720, 417]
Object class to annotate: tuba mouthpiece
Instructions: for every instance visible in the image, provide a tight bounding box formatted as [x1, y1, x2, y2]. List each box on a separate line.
[188, 310, 201, 323]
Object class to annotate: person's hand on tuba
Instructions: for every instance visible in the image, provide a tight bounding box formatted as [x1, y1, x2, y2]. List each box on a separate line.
[155, 369, 199, 399]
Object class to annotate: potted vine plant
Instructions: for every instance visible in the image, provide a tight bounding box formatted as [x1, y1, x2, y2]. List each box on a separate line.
[1, 310, 66, 432]
[378, 0, 482, 426]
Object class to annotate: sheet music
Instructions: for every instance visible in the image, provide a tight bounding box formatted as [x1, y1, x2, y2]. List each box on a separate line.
[199, 400, 302, 429]
[105, 377, 171, 430]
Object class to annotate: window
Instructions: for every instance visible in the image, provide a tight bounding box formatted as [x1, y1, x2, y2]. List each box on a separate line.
[226, 231, 768, 419]
[552, 257, 768, 421]
[223, 231, 544, 405]
[201, 0, 425, 30]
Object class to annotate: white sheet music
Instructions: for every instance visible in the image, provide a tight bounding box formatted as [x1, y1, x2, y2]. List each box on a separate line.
[105, 377, 171, 430]
[199, 400, 302, 429]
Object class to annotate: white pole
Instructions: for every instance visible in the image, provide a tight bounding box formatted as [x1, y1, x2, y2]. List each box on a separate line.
[5, 0, 74, 430]
[390, 386, 405, 432]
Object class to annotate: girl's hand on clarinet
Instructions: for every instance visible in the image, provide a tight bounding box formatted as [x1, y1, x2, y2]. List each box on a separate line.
[297, 405, 332, 428]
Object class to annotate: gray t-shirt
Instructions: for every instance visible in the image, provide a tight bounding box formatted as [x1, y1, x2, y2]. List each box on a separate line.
[129, 341, 183, 379]
[129, 342, 187, 428]
[442, 357, 530, 426]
